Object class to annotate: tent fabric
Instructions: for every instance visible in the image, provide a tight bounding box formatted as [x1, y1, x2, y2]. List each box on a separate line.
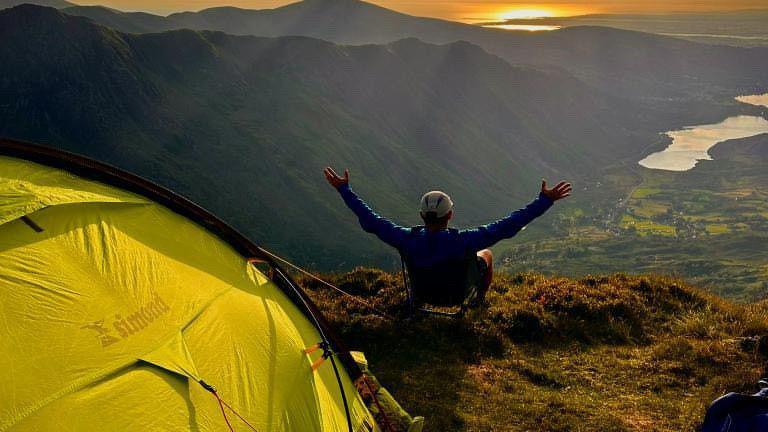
[0, 153, 377, 431]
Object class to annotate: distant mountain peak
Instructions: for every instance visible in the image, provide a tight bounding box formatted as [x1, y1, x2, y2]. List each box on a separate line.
[1, 3, 65, 20]
[0, 0, 74, 9]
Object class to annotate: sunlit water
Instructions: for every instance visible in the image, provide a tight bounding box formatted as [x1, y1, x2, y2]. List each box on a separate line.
[736, 93, 768, 108]
[638, 94, 768, 171]
[482, 24, 561, 31]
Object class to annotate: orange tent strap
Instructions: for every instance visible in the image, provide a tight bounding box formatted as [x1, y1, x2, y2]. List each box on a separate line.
[311, 356, 327, 371]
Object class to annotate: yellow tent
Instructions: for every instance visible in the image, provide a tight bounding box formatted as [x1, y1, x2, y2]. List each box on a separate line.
[0, 139, 408, 431]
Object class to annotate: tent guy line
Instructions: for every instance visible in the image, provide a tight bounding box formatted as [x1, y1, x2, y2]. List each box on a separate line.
[255, 247, 397, 321]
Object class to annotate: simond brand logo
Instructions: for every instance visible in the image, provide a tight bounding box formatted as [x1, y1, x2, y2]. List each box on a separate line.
[80, 320, 120, 347]
[81, 295, 171, 347]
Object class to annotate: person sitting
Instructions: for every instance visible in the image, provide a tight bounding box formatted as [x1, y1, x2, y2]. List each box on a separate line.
[323, 167, 571, 307]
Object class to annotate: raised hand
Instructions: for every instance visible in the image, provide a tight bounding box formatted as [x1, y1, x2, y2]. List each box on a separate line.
[541, 180, 572, 202]
[324, 167, 349, 190]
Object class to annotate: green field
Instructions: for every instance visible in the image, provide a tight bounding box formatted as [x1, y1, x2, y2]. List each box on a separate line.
[497, 133, 768, 301]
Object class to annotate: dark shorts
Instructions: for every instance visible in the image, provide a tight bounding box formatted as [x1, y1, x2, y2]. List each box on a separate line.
[475, 255, 489, 282]
[467, 255, 489, 303]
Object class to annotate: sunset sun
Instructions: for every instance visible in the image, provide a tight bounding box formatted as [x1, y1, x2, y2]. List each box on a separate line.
[482, 7, 562, 31]
[498, 8, 555, 20]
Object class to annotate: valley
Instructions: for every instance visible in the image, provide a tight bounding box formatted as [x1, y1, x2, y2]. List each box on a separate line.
[500, 130, 768, 301]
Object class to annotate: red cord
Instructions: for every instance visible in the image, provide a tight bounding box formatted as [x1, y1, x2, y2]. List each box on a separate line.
[218, 396, 260, 432]
[201, 380, 259, 432]
[213, 391, 235, 432]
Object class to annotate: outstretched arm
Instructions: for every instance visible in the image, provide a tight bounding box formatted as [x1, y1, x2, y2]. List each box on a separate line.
[460, 180, 572, 252]
[324, 167, 409, 249]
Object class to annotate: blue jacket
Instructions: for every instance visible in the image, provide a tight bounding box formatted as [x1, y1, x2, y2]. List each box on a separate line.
[337, 184, 554, 268]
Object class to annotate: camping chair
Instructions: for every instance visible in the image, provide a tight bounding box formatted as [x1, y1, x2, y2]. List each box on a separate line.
[399, 254, 483, 318]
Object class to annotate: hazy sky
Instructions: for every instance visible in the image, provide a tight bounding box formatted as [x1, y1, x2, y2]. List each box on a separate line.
[75, 0, 768, 21]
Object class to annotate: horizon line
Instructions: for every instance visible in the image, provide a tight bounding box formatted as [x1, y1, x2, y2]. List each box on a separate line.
[61, 1, 768, 21]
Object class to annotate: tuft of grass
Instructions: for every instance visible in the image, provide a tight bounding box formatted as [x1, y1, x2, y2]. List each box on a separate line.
[299, 269, 768, 432]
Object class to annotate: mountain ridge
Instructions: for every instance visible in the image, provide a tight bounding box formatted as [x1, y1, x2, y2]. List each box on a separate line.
[3, 0, 761, 102]
[41, 0, 768, 102]
[0, 0, 72, 8]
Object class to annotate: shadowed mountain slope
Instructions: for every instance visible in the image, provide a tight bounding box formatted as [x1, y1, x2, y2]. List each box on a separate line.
[53, 0, 768, 101]
[0, 5, 666, 269]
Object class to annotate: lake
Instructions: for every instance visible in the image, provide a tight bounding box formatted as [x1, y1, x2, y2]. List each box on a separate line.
[482, 24, 561, 31]
[736, 93, 768, 108]
[639, 94, 768, 171]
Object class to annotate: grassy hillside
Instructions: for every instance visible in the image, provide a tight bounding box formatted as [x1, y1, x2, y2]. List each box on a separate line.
[301, 269, 768, 431]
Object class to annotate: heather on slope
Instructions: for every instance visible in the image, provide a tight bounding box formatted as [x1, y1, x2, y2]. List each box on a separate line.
[302, 270, 768, 431]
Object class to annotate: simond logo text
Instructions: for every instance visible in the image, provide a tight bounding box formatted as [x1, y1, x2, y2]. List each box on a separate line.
[81, 295, 170, 347]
